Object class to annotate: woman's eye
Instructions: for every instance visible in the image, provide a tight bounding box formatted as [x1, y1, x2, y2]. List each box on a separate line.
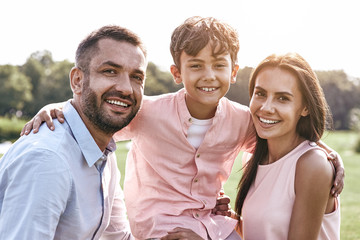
[279, 96, 289, 101]
[255, 91, 265, 97]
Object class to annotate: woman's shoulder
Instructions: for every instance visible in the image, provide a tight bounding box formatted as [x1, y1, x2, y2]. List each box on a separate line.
[296, 146, 334, 185]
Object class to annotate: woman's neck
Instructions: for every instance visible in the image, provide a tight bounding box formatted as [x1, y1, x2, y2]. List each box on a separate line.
[266, 135, 305, 164]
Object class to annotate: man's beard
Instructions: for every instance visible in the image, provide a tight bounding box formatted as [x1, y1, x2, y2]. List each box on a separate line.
[81, 87, 139, 135]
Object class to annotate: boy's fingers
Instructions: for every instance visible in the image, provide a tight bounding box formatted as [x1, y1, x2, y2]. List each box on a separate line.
[20, 121, 34, 136]
[41, 114, 55, 131]
[51, 109, 65, 123]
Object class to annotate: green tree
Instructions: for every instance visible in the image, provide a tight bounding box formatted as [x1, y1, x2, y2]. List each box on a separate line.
[0, 65, 32, 115]
[317, 70, 359, 129]
[40, 60, 74, 104]
[144, 62, 181, 95]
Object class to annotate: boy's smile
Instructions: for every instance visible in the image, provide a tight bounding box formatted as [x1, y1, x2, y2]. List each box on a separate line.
[171, 43, 239, 119]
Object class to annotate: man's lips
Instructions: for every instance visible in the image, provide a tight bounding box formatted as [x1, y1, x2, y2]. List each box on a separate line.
[106, 99, 129, 107]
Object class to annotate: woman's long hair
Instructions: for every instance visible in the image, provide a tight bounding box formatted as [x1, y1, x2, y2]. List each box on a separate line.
[234, 52, 333, 218]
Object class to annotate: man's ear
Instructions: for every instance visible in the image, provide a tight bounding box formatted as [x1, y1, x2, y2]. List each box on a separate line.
[170, 64, 182, 84]
[70, 67, 83, 95]
[231, 64, 240, 84]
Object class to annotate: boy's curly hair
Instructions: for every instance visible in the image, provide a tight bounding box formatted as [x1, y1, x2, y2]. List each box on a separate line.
[170, 16, 239, 70]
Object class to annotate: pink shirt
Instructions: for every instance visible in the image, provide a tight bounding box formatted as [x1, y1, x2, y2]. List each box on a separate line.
[242, 141, 341, 240]
[114, 89, 256, 239]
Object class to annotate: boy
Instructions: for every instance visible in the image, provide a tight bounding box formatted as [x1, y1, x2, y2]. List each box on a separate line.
[116, 16, 254, 239]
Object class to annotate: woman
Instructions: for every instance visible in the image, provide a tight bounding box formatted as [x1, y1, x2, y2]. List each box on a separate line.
[235, 53, 340, 239]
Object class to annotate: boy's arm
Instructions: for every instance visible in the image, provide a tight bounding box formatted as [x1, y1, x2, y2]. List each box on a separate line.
[21, 101, 67, 135]
[318, 140, 345, 197]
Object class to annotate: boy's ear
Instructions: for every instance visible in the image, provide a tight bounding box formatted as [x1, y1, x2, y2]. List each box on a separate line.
[170, 65, 182, 84]
[70, 67, 84, 95]
[231, 65, 240, 84]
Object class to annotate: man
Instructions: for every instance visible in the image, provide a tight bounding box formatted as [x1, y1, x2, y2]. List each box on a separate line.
[0, 25, 147, 239]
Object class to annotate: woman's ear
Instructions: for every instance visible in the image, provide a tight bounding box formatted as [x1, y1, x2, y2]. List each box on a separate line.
[70, 67, 83, 95]
[231, 65, 240, 84]
[170, 64, 182, 84]
[301, 106, 309, 117]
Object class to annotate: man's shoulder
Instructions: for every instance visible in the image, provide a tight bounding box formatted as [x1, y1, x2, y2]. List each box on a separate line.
[4, 120, 77, 163]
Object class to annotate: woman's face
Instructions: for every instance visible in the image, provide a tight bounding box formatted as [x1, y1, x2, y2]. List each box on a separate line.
[249, 67, 308, 143]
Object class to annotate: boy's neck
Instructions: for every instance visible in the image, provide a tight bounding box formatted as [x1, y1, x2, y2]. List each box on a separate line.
[186, 100, 217, 120]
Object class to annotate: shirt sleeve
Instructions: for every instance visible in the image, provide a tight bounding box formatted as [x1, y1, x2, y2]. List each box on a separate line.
[0, 148, 71, 240]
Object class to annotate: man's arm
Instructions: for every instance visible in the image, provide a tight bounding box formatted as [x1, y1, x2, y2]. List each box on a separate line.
[318, 140, 345, 196]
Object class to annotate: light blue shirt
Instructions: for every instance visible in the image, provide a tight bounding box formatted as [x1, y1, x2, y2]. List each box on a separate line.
[0, 101, 133, 240]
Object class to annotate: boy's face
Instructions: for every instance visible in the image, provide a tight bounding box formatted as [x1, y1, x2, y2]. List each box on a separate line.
[171, 43, 239, 119]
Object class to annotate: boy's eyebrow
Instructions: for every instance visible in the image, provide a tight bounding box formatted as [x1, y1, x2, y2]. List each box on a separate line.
[187, 56, 229, 62]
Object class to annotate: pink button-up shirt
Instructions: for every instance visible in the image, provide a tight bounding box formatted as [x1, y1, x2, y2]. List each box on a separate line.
[114, 89, 256, 239]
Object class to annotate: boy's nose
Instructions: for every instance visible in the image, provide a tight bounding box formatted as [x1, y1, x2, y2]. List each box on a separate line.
[203, 68, 216, 81]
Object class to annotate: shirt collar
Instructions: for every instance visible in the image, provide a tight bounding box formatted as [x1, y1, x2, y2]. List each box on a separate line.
[176, 88, 224, 126]
[63, 100, 116, 168]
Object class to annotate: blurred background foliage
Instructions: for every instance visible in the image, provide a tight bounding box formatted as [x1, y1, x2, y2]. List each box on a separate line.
[1, 50, 360, 132]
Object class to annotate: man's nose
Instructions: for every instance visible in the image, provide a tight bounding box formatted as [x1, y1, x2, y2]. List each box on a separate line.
[115, 73, 133, 95]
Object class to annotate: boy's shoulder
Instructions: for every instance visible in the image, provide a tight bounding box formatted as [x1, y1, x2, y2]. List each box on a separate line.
[143, 89, 184, 104]
[220, 96, 250, 112]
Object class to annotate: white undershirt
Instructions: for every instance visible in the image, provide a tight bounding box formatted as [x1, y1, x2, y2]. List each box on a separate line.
[187, 117, 213, 149]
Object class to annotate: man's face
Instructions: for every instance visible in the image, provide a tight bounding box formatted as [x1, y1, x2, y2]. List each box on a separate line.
[80, 38, 147, 134]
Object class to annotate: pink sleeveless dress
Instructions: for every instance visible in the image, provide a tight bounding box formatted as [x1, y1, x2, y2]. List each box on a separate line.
[242, 140, 340, 240]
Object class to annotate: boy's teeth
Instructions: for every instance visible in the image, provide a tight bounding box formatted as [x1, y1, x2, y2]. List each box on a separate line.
[201, 87, 216, 92]
[106, 99, 128, 107]
[260, 117, 279, 124]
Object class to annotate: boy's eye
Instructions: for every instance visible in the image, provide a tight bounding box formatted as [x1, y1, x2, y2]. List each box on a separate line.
[190, 64, 201, 69]
[215, 63, 226, 68]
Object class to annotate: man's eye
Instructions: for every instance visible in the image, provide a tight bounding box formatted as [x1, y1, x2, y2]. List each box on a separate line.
[103, 69, 116, 74]
[132, 75, 144, 83]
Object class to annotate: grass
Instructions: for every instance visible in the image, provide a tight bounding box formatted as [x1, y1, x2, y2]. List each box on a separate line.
[115, 131, 360, 239]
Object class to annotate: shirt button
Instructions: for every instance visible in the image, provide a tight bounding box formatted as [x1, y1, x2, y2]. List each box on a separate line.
[188, 118, 192, 122]
[196, 154, 200, 158]
[194, 179, 198, 183]
[196, 213, 199, 218]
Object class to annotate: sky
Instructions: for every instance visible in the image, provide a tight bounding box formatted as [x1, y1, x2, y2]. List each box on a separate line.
[1, 0, 359, 78]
